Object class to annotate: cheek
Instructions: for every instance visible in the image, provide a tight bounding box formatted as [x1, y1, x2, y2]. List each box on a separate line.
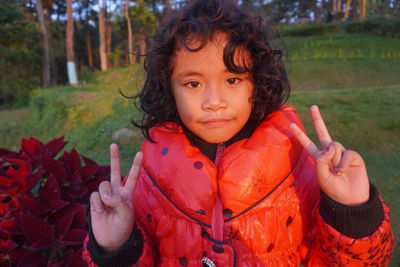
[173, 89, 195, 123]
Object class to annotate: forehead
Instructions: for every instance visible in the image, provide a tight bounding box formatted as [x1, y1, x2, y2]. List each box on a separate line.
[171, 32, 251, 72]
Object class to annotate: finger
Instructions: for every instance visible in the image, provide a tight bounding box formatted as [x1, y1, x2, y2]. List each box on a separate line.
[110, 143, 122, 189]
[124, 151, 143, 193]
[90, 192, 104, 213]
[335, 150, 358, 174]
[330, 142, 345, 168]
[310, 105, 332, 148]
[315, 145, 335, 183]
[99, 181, 114, 206]
[289, 123, 319, 157]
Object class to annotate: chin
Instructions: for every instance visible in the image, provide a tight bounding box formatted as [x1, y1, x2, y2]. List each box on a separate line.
[197, 133, 233, 144]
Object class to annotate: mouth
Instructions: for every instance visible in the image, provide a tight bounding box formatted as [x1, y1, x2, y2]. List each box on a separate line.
[201, 118, 231, 127]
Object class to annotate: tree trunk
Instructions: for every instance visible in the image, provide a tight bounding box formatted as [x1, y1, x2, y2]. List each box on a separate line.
[162, 0, 171, 22]
[362, 0, 368, 20]
[86, 34, 93, 68]
[343, 0, 352, 20]
[106, 21, 112, 67]
[98, 0, 107, 71]
[139, 31, 146, 63]
[66, 0, 78, 85]
[124, 0, 135, 65]
[36, 0, 50, 87]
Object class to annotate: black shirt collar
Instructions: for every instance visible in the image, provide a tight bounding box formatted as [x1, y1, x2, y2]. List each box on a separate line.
[182, 119, 260, 162]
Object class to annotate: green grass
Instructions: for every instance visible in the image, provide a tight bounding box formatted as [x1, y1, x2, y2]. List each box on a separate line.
[283, 33, 400, 91]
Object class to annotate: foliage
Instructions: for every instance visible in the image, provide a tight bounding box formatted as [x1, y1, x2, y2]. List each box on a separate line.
[278, 23, 344, 37]
[0, 137, 109, 266]
[345, 16, 400, 39]
[0, 1, 41, 107]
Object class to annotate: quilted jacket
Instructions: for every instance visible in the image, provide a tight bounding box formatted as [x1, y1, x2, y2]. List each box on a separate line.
[84, 105, 394, 266]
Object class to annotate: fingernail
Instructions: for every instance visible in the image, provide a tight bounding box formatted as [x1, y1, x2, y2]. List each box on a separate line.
[104, 193, 111, 200]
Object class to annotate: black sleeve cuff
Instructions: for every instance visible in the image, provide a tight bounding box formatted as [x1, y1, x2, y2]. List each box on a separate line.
[87, 223, 144, 267]
[319, 183, 384, 239]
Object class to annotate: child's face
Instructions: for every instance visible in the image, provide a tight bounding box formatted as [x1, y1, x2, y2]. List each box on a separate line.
[171, 32, 253, 144]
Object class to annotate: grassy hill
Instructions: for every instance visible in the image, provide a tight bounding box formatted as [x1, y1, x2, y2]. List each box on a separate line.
[1, 32, 399, 265]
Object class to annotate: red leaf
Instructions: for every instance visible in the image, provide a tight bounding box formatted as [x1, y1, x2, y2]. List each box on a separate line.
[1, 156, 27, 167]
[54, 212, 74, 240]
[67, 248, 86, 267]
[14, 162, 31, 185]
[71, 205, 86, 229]
[82, 156, 96, 165]
[48, 249, 74, 267]
[0, 239, 17, 254]
[21, 172, 44, 193]
[62, 185, 87, 202]
[40, 175, 61, 202]
[0, 148, 18, 156]
[31, 226, 55, 249]
[21, 213, 53, 246]
[95, 166, 110, 177]
[60, 229, 87, 246]
[0, 176, 13, 187]
[15, 196, 48, 217]
[84, 176, 108, 194]
[21, 137, 43, 156]
[48, 199, 70, 212]
[48, 204, 80, 225]
[17, 249, 46, 267]
[44, 137, 67, 157]
[0, 217, 23, 235]
[69, 171, 82, 184]
[79, 165, 100, 181]
[7, 247, 31, 263]
[61, 149, 81, 174]
[42, 157, 68, 183]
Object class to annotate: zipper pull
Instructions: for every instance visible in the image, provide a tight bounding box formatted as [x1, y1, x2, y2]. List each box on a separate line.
[215, 143, 225, 166]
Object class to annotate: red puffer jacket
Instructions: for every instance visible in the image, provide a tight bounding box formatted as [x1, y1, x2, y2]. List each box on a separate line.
[85, 106, 394, 266]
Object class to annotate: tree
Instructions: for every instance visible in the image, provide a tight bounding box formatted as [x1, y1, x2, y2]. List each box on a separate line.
[124, 0, 135, 65]
[98, 0, 107, 70]
[35, 0, 51, 87]
[66, 0, 79, 85]
[0, 1, 41, 106]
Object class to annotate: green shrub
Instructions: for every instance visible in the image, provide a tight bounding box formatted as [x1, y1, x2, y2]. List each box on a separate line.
[278, 23, 344, 37]
[345, 17, 400, 38]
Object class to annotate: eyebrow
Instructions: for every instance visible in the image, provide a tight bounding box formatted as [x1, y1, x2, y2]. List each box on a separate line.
[177, 70, 247, 79]
[177, 71, 202, 78]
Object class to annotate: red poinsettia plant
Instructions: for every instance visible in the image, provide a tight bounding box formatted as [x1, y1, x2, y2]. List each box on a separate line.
[0, 137, 109, 266]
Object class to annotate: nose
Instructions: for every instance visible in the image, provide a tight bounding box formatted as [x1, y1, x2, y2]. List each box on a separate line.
[201, 86, 227, 111]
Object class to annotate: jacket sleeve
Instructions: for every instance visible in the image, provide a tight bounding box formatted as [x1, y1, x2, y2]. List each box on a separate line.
[82, 223, 144, 267]
[296, 153, 394, 266]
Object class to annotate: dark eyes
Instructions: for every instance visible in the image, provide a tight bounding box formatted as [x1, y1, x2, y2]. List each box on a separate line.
[226, 78, 241, 85]
[184, 78, 241, 88]
[185, 81, 200, 88]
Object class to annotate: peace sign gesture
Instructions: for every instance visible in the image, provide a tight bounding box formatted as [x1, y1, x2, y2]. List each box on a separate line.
[90, 144, 143, 252]
[290, 105, 370, 206]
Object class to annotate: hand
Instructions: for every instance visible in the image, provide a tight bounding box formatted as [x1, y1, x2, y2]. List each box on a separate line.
[90, 144, 143, 252]
[290, 105, 370, 206]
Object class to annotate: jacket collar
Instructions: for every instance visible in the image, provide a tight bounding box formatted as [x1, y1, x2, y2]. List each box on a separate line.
[182, 119, 261, 162]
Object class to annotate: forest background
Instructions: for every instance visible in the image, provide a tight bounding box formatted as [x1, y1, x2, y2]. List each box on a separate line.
[1, 0, 399, 265]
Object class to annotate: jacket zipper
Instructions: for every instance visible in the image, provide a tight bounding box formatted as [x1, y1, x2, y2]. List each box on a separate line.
[211, 143, 225, 242]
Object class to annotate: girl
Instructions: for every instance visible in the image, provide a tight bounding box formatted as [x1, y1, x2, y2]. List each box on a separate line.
[84, 0, 394, 266]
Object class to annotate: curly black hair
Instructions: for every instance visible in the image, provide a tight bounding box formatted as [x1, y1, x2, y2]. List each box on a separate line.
[132, 0, 290, 141]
